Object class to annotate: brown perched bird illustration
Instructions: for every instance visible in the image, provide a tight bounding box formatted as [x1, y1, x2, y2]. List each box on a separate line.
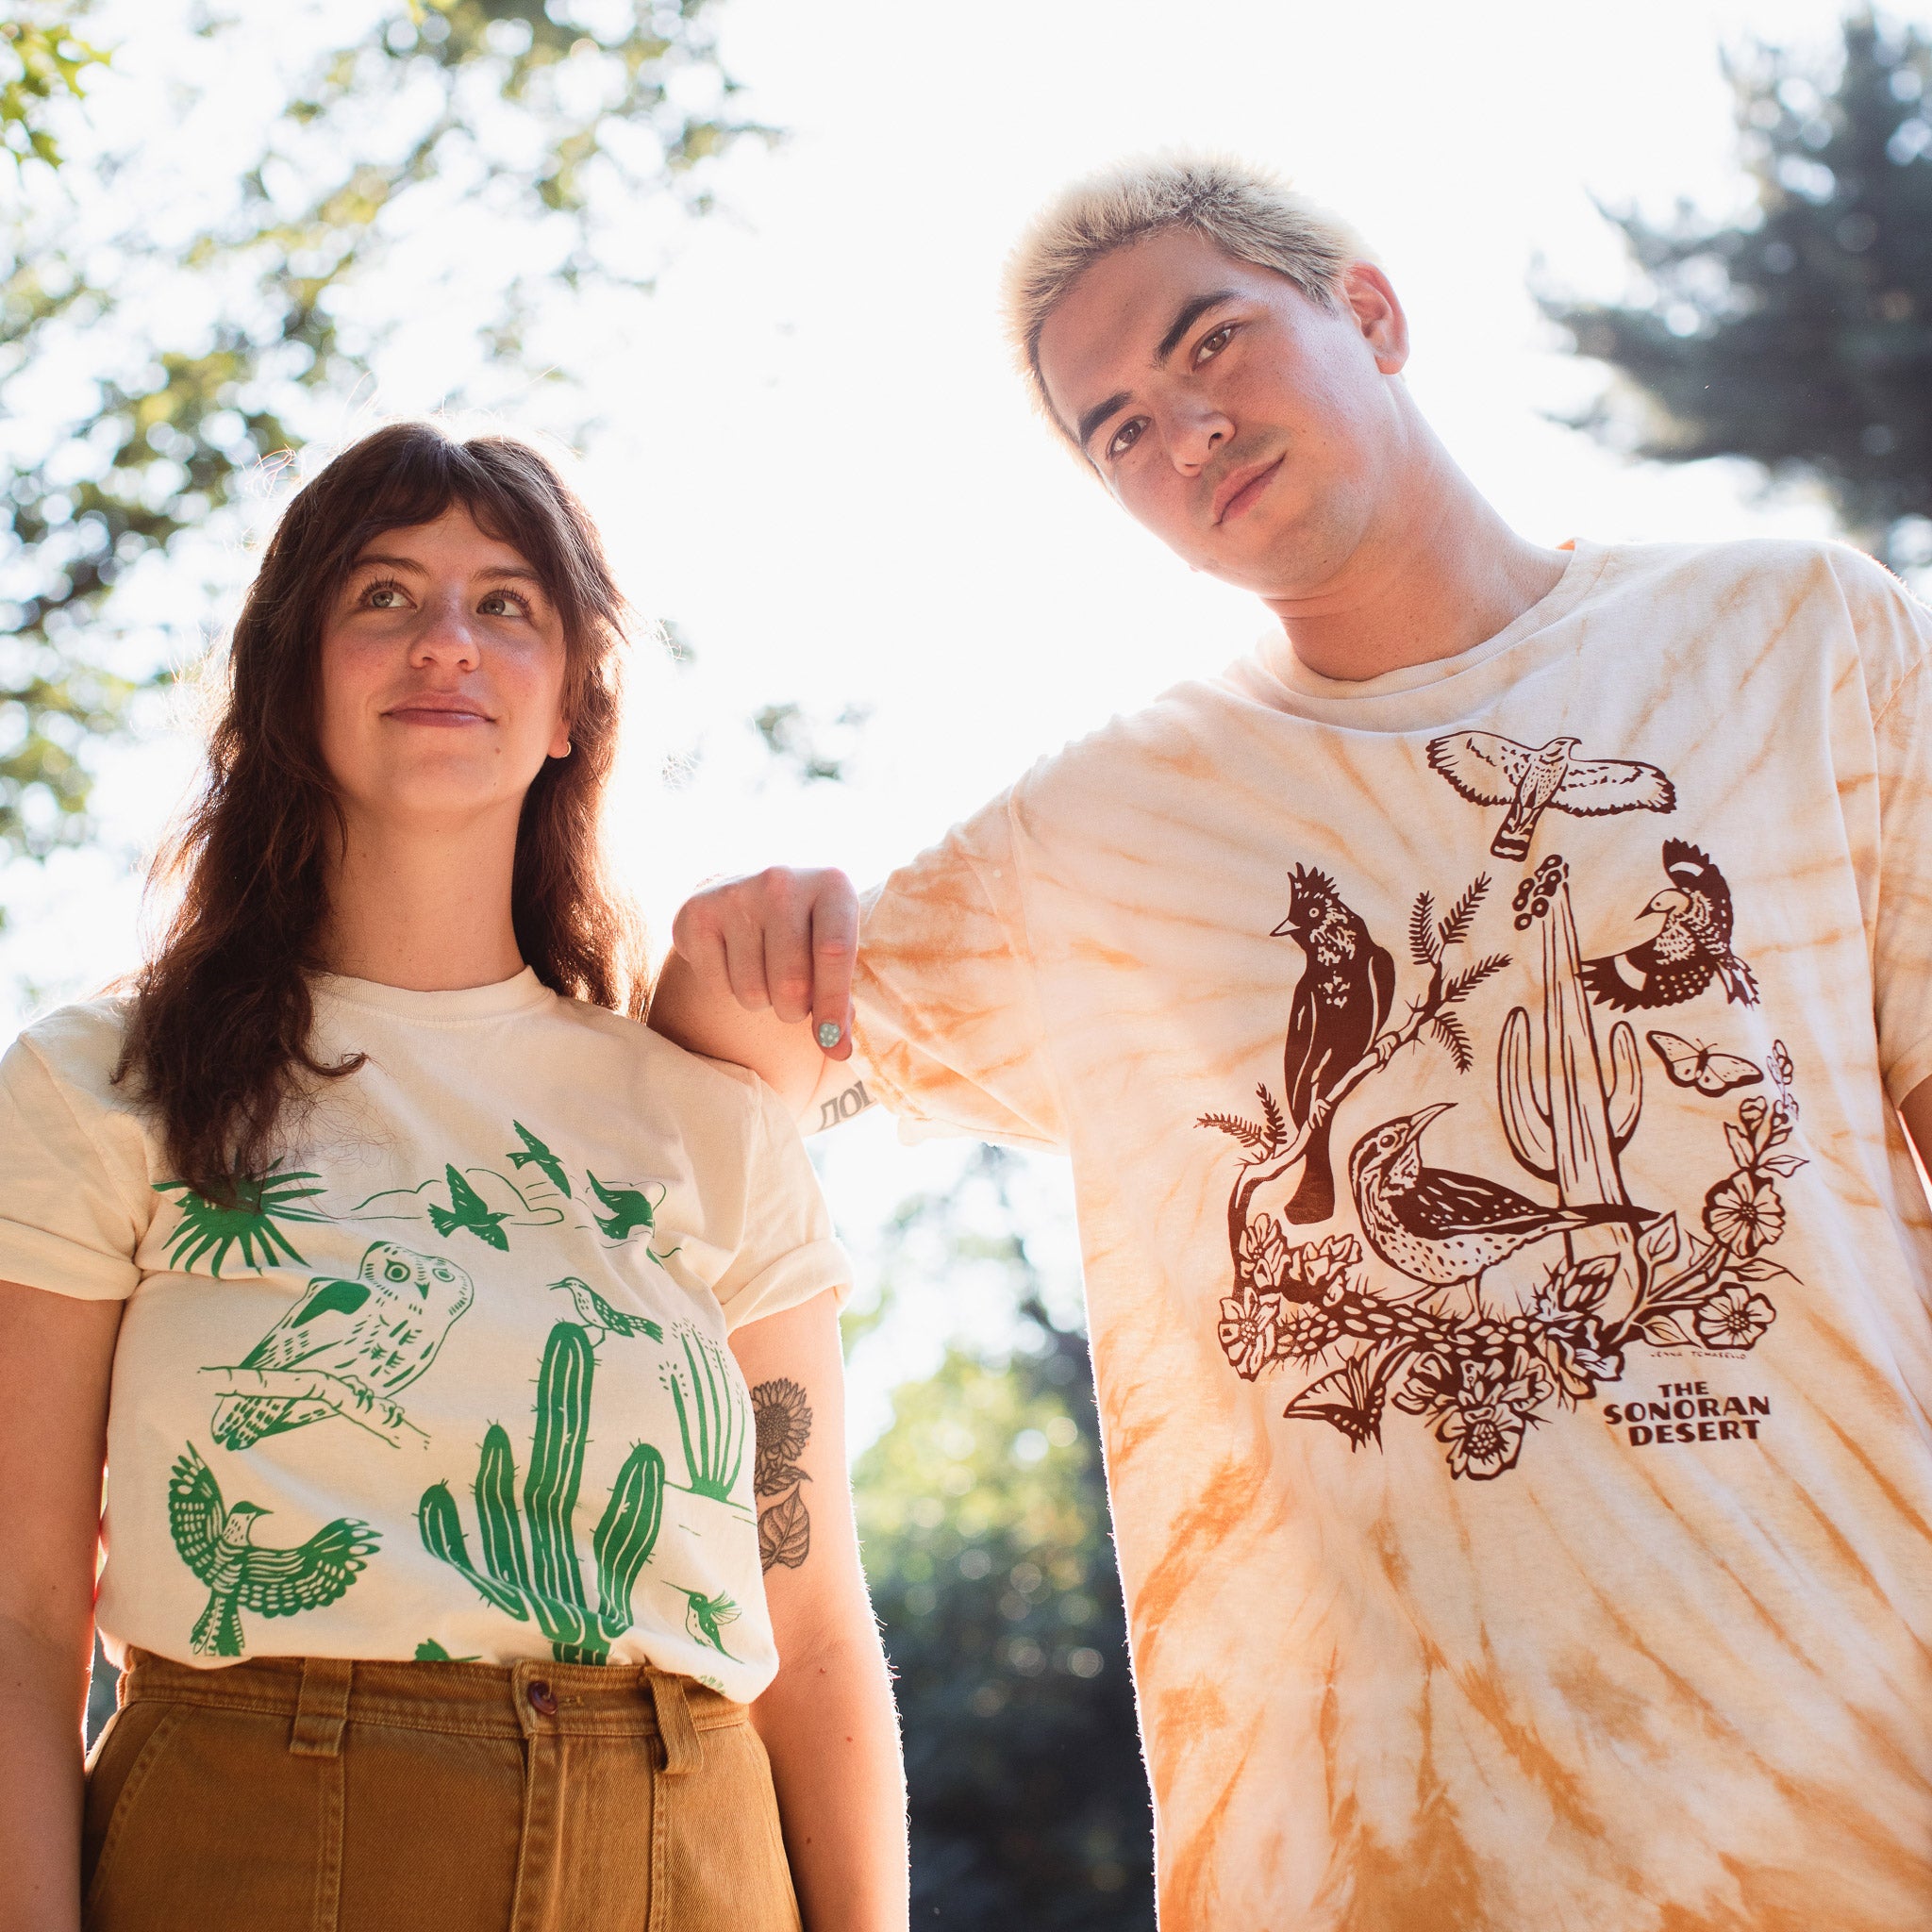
[1426, 732, 1675, 862]
[1274, 867, 1396, 1224]
[1580, 841, 1758, 1011]
[1348, 1103, 1651, 1299]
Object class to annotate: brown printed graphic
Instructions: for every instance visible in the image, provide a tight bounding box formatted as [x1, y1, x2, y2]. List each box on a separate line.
[1201, 795, 1803, 1480]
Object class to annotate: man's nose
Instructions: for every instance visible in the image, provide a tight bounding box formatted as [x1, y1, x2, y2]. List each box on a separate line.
[409, 591, 480, 670]
[1167, 401, 1234, 475]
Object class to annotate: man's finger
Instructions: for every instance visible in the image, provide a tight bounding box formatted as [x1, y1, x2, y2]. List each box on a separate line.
[808, 881, 858, 1060]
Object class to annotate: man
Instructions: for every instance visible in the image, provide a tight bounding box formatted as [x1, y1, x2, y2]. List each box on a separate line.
[652, 154, 1932, 1928]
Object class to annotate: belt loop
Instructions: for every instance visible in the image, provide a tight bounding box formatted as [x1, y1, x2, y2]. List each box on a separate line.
[648, 1671, 703, 1775]
[290, 1657, 354, 1759]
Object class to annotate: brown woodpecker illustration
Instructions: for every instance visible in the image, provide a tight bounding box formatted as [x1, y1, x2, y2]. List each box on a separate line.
[1348, 1103, 1650, 1300]
[1427, 732, 1675, 861]
[1274, 867, 1395, 1224]
[1580, 841, 1758, 1011]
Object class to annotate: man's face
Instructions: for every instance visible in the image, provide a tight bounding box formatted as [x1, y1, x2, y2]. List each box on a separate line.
[1034, 226, 1409, 600]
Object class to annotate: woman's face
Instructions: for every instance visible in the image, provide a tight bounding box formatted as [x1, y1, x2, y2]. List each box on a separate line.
[317, 505, 572, 832]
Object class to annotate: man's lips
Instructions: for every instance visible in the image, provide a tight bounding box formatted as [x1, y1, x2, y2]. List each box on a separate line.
[1211, 454, 1285, 526]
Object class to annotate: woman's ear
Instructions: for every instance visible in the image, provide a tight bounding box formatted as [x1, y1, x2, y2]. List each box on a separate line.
[549, 716, 574, 759]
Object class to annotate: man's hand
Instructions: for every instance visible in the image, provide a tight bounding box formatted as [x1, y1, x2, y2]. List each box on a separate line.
[651, 868, 860, 1120]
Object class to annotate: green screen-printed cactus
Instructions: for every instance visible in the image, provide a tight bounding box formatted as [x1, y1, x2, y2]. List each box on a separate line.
[666, 1324, 750, 1504]
[1498, 858, 1642, 1275]
[418, 1321, 664, 1664]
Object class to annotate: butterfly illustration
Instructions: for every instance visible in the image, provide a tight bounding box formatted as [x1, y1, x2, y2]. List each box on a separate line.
[1645, 1031, 1763, 1098]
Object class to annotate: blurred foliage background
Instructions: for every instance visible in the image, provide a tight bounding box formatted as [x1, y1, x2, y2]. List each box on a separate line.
[16, 2, 1932, 1924]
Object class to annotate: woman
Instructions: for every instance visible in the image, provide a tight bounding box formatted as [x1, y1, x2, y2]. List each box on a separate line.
[0, 423, 908, 1931]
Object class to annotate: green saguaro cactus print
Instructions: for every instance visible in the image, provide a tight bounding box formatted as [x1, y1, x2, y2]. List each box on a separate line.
[418, 1321, 666, 1664]
[666, 1324, 751, 1504]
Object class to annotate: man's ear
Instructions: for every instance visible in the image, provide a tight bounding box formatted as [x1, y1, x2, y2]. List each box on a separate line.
[1340, 262, 1410, 376]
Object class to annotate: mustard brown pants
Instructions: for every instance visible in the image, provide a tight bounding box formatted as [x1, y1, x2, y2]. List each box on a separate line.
[82, 1650, 803, 1932]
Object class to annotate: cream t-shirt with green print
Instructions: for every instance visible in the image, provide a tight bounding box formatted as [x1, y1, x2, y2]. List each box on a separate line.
[0, 969, 849, 1703]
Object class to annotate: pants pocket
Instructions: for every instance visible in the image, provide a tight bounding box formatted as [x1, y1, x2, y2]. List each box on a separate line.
[82, 1700, 336, 1932]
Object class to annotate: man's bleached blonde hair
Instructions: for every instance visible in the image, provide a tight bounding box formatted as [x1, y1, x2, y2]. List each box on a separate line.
[1001, 152, 1367, 450]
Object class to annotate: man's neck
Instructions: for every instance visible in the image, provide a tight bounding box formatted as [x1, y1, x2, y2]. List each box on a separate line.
[320, 807, 525, 992]
[1261, 431, 1569, 685]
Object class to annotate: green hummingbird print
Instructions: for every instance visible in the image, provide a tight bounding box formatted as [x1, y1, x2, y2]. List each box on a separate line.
[167, 1444, 378, 1657]
[153, 1162, 329, 1277]
[206, 1242, 475, 1451]
[671, 1584, 741, 1658]
[508, 1122, 572, 1199]
[429, 1165, 511, 1251]
[546, 1275, 663, 1342]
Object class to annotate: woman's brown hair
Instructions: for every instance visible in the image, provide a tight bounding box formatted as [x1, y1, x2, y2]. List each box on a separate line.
[117, 421, 645, 1202]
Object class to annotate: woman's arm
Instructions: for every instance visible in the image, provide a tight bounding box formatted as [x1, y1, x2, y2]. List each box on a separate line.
[0, 1279, 121, 1932]
[730, 1290, 908, 1932]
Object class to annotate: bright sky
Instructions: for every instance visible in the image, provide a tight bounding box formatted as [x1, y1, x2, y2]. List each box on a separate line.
[2, 0, 1890, 1438]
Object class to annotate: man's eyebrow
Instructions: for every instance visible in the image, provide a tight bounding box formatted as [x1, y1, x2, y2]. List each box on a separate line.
[1075, 391, 1132, 453]
[1156, 290, 1238, 362]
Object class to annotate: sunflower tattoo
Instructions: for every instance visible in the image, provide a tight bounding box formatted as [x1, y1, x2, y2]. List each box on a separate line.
[751, 1377, 812, 1573]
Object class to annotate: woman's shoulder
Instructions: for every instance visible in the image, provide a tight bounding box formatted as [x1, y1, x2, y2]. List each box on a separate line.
[549, 994, 777, 1120]
[8, 992, 134, 1098]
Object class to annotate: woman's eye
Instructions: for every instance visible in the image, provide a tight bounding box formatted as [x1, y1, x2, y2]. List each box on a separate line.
[364, 583, 407, 609]
[1107, 418, 1146, 460]
[477, 590, 532, 618]
[1195, 325, 1234, 364]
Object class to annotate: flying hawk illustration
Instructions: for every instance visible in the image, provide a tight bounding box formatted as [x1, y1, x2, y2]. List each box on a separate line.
[587, 1172, 663, 1243]
[508, 1122, 572, 1198]
[167, 1444, 378, 1657]
[546, 1275, 663, 1341]
[1580, 841, 1759, 1011]
[1426, 732, 1675, 861]
[209, 1242, 475, 1449]
[429, 1165, 511, 1250]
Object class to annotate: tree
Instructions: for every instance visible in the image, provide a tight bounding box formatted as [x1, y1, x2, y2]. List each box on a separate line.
[0, 0, 765, 875]
[854, 1148, 1156, 1927]
[1542, 12, 1932, 570]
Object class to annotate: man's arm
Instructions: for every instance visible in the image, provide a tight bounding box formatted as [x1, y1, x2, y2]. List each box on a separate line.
[1903, 1079, 1932, 1188]
[730, 1291, 908, 1932]
[650, 869, 858, 1119]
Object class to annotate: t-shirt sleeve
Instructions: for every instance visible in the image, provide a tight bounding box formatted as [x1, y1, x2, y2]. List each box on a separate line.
[850, 793, 1066, 1149]
[0, 1025, 150, 1300]
[710, 1080, 854, 1333]
[1873, 638, 1932, 1108]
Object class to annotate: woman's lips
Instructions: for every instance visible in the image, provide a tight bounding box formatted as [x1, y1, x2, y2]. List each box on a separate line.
[1214, 455, 1284, 525]
[385, 704, 491, 726]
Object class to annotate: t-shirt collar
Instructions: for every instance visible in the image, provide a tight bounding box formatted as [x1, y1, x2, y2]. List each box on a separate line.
[1251, 540, 1611, 710]
[310, 965, 554, 1023]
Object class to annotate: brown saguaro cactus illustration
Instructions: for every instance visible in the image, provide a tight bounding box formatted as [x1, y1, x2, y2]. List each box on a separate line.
[1496, 858, 1643, 1275]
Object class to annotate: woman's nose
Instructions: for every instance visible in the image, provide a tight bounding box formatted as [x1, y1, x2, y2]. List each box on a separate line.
[408, 593, 480, 670]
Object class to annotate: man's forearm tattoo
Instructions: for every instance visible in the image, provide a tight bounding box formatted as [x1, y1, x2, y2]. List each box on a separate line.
[752, 1377, 813, 1572]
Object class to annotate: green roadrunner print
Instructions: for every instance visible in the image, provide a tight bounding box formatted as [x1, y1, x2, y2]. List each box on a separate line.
[418, 1320, 668, 1665]
[203, 1242, 475, 1451]
[351, 1120, 681, 1263]
[167, 1444, 378, 1657]
[153, 1162, 329, 1275]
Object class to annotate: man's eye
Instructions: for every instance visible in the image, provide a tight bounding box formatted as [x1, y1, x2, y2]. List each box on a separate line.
[1107, 418, 1146, 460]
[1195, 325, 1234, 364]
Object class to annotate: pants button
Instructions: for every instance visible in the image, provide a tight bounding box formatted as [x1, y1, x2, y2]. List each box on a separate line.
[527, 1680, 558, 1716]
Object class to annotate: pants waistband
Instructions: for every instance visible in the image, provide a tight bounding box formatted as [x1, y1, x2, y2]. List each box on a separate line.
[120, 1648, 737, 1759]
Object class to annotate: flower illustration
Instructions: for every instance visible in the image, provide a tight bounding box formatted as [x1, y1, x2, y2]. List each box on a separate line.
[1692, 1283, 1777, 1352]
[1217, 1282, 1283, 1381]
[1240, 1216, 1293, 1295]
[1703, 1173, 1785, 1257]
[1434, 1349, 1553, 1481]
[752, 1378, 813, 1494]
[1391, 1350, 1460, 1417]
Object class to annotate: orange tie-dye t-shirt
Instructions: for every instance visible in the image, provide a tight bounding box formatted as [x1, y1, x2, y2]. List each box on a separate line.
[850, 538, 1932, 1931]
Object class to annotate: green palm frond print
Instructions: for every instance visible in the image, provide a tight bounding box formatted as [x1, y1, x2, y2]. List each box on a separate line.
[154, 1163, 329, 1277]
